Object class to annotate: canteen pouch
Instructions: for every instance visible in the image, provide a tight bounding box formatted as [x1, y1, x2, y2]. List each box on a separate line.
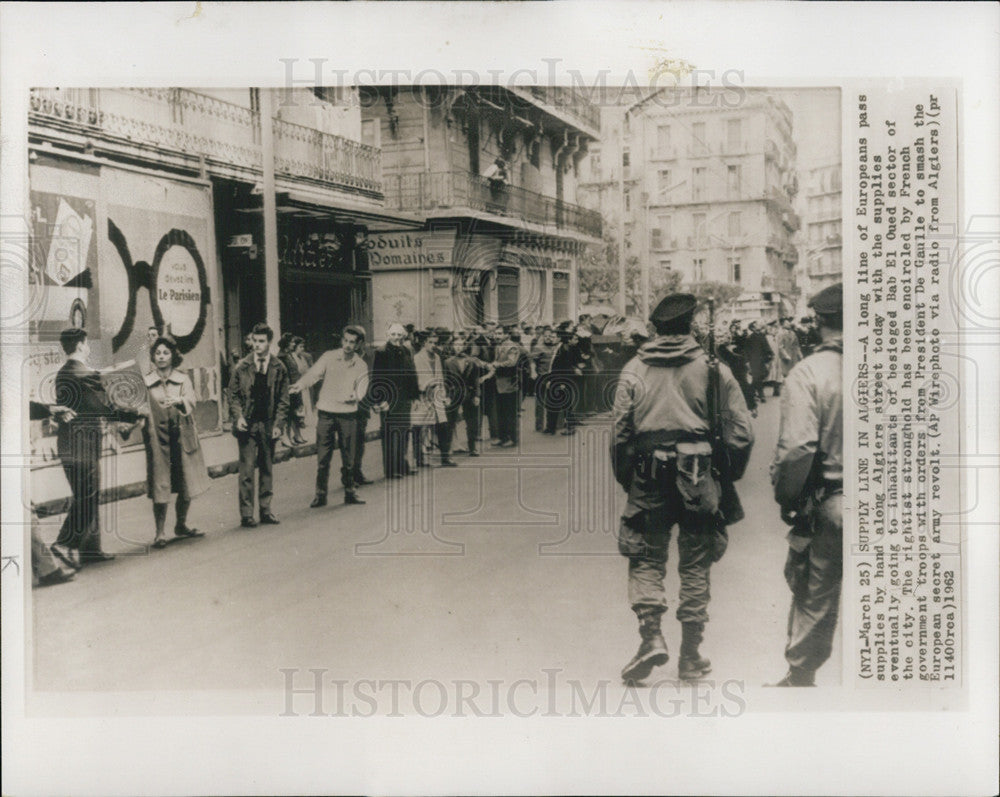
[674, 441, 720, 521]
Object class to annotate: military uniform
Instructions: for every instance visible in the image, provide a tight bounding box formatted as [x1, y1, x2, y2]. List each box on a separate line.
[770, 283, 844, 686]
[614, 294, 754, 682]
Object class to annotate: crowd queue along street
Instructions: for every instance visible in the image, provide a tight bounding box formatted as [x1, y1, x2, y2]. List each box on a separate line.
[24, 85, 843, 691]
[32, 281, 842, 690]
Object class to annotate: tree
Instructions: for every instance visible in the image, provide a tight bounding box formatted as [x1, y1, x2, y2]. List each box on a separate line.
[690, 280, 744, 312]
[579, 231, 682, 315]
[691, 280, 745, 332]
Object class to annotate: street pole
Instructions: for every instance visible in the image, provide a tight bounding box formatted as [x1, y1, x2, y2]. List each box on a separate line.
[642, 191, 650, 320]
[639, 114, 650, 320]
[617, 107, 627, 317]
[259, 88, 281, 340]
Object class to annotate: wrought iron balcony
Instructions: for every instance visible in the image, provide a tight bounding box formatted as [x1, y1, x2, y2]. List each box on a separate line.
[761, 273, 796, 295]
[273, 118, 382, 194]
[525, 86, 601, 132]
[382, 171, 603, 238]
[29, 88, 382, 196]
[764, 188, 801, 232]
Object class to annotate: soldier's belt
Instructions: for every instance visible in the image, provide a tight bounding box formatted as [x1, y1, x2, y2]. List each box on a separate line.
[676, 441, 713, 486]
[632, 429, 708, 456]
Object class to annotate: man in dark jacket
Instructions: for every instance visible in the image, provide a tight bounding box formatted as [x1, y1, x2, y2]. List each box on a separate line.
[530, 326, 559, 432]
[741, 321, 773, 404]
[546, 324, 584, 435]
[613, 295, 754, 683]
[228, 322, 290, 527]
[492, 326, 524, 447]
[369, 323, 419, 478]
[50, 328, 144, 565]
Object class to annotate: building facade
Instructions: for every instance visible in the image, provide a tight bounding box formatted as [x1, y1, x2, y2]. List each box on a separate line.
[578, 88, 801, 320]
[26, 86, 414, 461]
[797, 162, 843, 309]
[361, 86, 602, 336]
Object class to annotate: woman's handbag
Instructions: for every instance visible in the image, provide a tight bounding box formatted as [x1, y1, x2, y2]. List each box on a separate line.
[178, 410, 200, 454]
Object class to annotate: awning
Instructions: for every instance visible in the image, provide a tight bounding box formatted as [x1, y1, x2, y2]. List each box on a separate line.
[236, 189, 425, 232]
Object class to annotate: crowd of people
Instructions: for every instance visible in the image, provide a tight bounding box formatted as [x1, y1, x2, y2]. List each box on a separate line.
[33, 282, 844, 693]
[708, 316, 819, 415]
[32, 316, 610, 585]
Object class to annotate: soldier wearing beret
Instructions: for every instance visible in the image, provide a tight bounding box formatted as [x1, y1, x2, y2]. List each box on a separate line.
[613, 294, 754, 683]
[769, 283, 844, 686]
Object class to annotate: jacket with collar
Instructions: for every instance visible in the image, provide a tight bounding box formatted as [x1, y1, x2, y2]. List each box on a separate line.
[228, 352, 290, 433]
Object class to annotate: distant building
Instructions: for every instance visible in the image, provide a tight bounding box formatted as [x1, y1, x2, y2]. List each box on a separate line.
[798, 162, 843, 309]
[578, 87, 801, 320]
[362, 86, 602, 334]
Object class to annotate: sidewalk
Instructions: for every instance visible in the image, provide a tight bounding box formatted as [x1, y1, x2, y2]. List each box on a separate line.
[31, 413, 384, 517]
[30, 401, 568, 516]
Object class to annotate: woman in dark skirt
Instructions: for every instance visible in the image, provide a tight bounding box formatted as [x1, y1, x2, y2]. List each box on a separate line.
[141, 336, 210, 548]
[278, 332, 306, 445]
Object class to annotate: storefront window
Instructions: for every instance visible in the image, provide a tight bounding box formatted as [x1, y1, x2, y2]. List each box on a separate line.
[552, 271, 570, 323]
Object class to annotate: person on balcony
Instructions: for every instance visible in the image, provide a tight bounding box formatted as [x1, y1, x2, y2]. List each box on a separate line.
[483, 157, 510, 211]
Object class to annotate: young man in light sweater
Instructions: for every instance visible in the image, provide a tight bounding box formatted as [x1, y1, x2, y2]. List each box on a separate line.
[290, 325, 370, 507]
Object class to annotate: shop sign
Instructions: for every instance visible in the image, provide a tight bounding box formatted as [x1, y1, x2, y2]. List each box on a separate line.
[365, 230, 456, 270]
[155, 237, 204, 338]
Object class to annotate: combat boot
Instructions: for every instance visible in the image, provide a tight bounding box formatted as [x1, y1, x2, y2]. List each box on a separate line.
[678, 621, 712, 680]
[768, 666, 816, 687]
[621, 609, 669, 683]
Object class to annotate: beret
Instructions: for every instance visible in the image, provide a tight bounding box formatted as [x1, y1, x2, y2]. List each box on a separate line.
[650, 293, 697, 324]
[808, 282, 843, 315]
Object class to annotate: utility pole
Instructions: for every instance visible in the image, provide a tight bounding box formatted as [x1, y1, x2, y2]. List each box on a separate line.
[617, 107, 628, 317]
[639, 113, 650, 320]
[259, 88, 281, 339]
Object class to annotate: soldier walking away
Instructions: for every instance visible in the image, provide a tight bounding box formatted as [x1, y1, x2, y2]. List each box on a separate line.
[769, 283, 844, 687]
[612, 294, 754, 684]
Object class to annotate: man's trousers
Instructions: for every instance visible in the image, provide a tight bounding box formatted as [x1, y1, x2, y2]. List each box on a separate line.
[315, 410, 357, 496]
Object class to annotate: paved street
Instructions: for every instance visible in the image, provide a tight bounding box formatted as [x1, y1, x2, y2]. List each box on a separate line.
[31, 394, 840, 699]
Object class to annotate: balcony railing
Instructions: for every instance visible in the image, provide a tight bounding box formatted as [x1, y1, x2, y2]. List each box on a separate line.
[650, 236, 678, 251]
[764, 187, 801, 232]
[273, 118, 381, 194]
[382, 171, 602, 238]
[29, 87, 382, 196]
[526, 86, 601, 131]
[761, 273, 796, 295]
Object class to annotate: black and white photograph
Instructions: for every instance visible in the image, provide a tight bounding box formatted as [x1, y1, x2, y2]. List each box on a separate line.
[2, 3, 997, 795]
